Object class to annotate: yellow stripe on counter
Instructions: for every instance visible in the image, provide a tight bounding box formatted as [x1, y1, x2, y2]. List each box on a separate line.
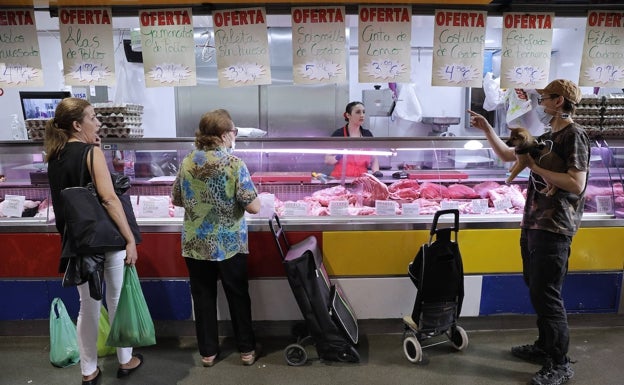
[322, 227, 624, 276]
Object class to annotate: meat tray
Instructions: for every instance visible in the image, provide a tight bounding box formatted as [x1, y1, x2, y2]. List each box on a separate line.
[251, 172, 312, 183]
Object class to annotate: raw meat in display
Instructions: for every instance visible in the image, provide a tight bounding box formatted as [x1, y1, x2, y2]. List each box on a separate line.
[306, 185, 355, 207]
[487, 184, 525, 209]
[351, 173, 390, 206]
[388, 179, 420, 193]
[447, 184, 480, 199]
[390, 188, 420, 201]
[473, 181, 501, 198]
[418, 182, 449, 199]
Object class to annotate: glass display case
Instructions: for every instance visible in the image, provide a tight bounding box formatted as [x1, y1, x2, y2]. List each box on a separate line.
[1, 136, 623, 231]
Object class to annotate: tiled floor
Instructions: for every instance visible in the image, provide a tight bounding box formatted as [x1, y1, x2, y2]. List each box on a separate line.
[2, 317, 624, 385]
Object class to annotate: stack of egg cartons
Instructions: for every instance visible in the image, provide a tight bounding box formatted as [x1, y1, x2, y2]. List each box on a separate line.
[92, 103, 144, 138]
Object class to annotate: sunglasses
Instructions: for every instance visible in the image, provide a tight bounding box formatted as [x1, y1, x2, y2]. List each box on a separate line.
[537, 95, 559, 104]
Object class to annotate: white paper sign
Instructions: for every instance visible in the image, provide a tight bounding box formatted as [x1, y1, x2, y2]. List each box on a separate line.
[595, 195, 613, 214]
[3, 195, 26, 217]
[493, 197, 513, 211]
[471, 198, 489, 214]
[173, 206, 185, 217]
[256, 193, 276, 218]
[284, 201, 308, 216]
[402, 202, 420, 216]
[440, 200, 459, 210]
[329, 200, 349, 216]
[139, 195, 170, 218]
[375, 200, 396, 216]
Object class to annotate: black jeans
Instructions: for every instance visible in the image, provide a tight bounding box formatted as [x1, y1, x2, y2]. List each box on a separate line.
[185, 254, 255, 357]
[520, 229, 572, 364]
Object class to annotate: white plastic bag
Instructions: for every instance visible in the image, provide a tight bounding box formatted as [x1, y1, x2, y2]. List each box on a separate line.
[482, 72, 504, 111]
[392, 83, 423, 123]
[506, 88, 533, 128]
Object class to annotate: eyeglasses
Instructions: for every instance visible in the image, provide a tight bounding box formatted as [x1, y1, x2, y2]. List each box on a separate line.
[537, 95, 558, 104]
[229, 128, 238, 136]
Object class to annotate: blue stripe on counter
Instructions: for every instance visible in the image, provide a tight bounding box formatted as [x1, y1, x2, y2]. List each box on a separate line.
[480, 272, 622, 315]
[0, 280, 192, 321]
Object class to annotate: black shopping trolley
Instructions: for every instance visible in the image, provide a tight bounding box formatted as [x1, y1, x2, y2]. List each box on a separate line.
[402, 209, 469, 363]
[269, 213, 360, 366]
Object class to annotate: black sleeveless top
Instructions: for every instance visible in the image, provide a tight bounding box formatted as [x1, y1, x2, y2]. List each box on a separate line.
[47, 142, 93, 236]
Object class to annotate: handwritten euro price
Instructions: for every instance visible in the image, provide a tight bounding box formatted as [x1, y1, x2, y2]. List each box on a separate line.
[222, 63, 265, 83]
[436, 64, 479, 84]
[584, 64, 624, 85]
[0, 63, 40, 85]
[363, 59, 406, 80]
[69, 62, 111, 82]
[505, 66, 546, 87]
[147, 63, 192, 83]
[298, 61, 342, 81]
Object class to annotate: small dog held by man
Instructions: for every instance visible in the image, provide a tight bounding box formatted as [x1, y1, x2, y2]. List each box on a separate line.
[505, 127, 567, 196]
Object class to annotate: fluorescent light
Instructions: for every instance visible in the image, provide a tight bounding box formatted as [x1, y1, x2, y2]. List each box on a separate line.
[463, 140, 483, 150]
[235, 148, 395, 156]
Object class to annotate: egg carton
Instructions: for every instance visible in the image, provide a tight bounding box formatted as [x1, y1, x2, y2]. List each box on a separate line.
[99, 127, 144, 138]
[27, 127, 45, 140]
[98, 115, 143, 126]
[93, 103, 144, 115]
[25, 119, 48, 129]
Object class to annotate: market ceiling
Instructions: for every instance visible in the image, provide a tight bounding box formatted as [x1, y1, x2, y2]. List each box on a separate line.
[2, 0, 622, 16]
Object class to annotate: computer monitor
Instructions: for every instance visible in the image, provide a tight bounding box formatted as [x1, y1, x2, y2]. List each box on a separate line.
[19, 91, 71, 120]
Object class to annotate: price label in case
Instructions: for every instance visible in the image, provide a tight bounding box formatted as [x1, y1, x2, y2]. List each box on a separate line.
[3, 195, 25, 217]
[139, 196, 170, 218]
[440, 200, 459, 210]
[329, 200, 349, 216]
[402, 202, 420, 216]
[284, 201, 308, 216]
[375, 200, 396, 216]
[493, 197, 512, 211]
[471, 199, 489, 214]
[595, 196, 613, 214]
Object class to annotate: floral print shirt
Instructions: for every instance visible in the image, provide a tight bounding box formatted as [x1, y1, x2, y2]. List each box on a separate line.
[171, 147, 258, 261]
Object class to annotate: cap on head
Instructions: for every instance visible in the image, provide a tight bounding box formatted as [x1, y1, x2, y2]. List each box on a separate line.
[537, 79, 582, 104]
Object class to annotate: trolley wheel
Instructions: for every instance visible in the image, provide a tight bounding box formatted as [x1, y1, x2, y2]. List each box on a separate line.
[403, 335, 423, 363]
[450, 325, 469, 350]
[337, 346, 360, 363]
[284, 343, 307, 366]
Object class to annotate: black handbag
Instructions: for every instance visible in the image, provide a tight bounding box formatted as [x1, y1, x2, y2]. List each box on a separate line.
[60, 145, 136, 255]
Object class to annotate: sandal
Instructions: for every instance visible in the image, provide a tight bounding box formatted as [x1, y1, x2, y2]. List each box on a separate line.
[241, 350, 257, 366]
[201, 354, 217, 367]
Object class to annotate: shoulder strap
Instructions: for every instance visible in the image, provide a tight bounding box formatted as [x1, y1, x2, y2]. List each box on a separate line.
[78, 144, 96, 189]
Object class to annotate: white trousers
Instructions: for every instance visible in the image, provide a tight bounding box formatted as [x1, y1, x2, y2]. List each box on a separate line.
[76, 250, 133, 376]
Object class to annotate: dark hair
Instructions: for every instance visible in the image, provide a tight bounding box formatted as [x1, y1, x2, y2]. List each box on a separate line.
[195, 109, 234, 150]
[43, 97, 91, 162]
[550, 94, 577, 115]
[344, 101, 364, 122]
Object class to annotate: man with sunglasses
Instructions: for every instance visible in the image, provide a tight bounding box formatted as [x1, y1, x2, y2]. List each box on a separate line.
[469, 79, 590, 385]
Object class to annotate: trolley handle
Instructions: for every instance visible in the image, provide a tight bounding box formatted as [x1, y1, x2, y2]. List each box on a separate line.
[268, 213, 289, 260]
[431, 209, 460, 235]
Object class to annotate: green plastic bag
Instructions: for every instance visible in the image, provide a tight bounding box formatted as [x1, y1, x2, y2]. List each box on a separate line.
[49, 297, 80, 368]
[106, 265, 156, 347]
[97, 305, 117, 357]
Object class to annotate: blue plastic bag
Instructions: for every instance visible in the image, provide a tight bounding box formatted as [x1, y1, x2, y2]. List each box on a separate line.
[49, 298, 80, 368]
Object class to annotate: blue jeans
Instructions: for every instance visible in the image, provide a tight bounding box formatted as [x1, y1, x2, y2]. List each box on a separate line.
[520, 229, 572, 364]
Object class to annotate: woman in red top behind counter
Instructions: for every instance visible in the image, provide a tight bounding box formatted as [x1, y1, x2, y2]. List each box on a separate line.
[324, 101, 380, 178]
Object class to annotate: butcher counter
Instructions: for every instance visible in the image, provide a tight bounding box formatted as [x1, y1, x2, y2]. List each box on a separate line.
[1, 137, 623, 323]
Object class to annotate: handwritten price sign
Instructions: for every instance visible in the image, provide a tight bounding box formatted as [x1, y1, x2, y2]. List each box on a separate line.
[0, 63, 40, 85]
[363, 59, 406, 80]
[147, 63, 192, 83]
[222, 63, 266, 83]
[436, 64, 480, 85]
[504, 66, 547, 87]
[69, 62, 111, 82]
[298, 61, 343, 81]
[584, 65, 624, 85]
